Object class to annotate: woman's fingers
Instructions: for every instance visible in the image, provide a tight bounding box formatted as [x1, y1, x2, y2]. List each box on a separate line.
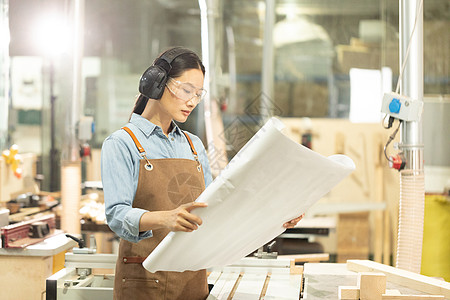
[176, 216, 198, 231]
[283, 222, 294, 228]
[175, 204, 306, 231]
[183, 202, 208, 212]
[171, 202, 208, 232]
[283, 213, 305, 228]
[178, 209, 203, 227]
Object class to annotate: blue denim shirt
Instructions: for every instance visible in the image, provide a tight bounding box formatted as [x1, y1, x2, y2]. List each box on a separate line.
[101, 113, 213, 243]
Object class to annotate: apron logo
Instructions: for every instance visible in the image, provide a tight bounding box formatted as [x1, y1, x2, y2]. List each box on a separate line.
[167, 173, 203, 205]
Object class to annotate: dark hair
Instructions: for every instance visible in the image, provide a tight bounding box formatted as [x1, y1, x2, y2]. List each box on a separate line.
[131, 48, 205, 116]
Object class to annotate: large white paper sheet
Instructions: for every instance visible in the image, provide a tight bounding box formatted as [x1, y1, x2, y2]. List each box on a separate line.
[143, 117, 355, 272]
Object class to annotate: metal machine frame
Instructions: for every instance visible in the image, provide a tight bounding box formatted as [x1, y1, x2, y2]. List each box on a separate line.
[46, 253, 116, 300]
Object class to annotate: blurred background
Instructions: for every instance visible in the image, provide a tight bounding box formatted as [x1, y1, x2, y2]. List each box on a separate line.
[0, 1, 449, 297]
[2, 0, 448, 189]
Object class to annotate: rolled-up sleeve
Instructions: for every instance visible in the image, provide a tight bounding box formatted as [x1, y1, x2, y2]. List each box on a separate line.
[101, 136, 153, 243]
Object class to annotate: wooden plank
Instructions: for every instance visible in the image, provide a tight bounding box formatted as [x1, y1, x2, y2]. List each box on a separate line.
[358, 272, 386, 300]
[209, 271, 238, 299]
[382, 295, 444, 300]
[217, 272, 241, 300]
[8, 207, 41, 223]
[85, 149, 101, 181]
[264, 273, 302, 299]
[339, 286, 360, 300]
[228, 272, 244, 299]
[290, 260, 303, 275]
[260, 273, 271, 299]
[383, 209, 391, 265]
[384, 290, 402, 296]
[228, 257, 292, 269]
[207, 258, 304, 299]
[208, 271, 222, 286]
[278, 253, 329, 263]
[219, 257, 293, 275]
[337, 212, 370, 263]
[374, 136, 384, 263]
[347, 260, 450, 298]
[232, 272, 267, 299]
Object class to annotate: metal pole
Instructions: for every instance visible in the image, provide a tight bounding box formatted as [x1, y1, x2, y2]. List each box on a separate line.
[254, 0, 276, 255]
[68, 0, 84, 162]
[396, 0, 424, 273]
[49, 60, 58, 191]
[61, 0, 84, 235]
[199, 0, 213, 143]
[225, 26, 237, 114]
[261, 0, 275, 122]
[400, 0, 423, 166]
[0, 0, 9, 151]
[199, 0, 228, 177]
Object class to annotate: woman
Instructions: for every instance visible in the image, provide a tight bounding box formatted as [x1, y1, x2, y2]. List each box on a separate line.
[101, 47, 304, 299]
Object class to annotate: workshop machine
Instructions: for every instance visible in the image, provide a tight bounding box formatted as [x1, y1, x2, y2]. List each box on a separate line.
[46, 236, 116, 300]
[46, 252, 116, 300]
[1, 214, 57, 248]
[45, 242, 309, 300]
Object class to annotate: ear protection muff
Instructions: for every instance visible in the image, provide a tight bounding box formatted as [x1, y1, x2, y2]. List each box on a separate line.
[138, 47, 193, 100]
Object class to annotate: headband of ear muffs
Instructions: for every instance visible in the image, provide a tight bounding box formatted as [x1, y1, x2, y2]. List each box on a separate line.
[138, 47, 194, 100]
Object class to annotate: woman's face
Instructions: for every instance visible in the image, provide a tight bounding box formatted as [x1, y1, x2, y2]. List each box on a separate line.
[159, 68, 205, 123]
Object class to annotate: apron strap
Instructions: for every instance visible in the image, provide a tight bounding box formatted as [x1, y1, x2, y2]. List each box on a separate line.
[181, 131, 198, 155]
[121, 126, 201, 173]
[182, 131, 202, 172]
[121, 126, 153, 170]
[122, 126, 145, 154]
[122, 256, 146, 264]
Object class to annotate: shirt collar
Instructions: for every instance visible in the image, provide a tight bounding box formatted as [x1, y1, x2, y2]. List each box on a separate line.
[130, 113, 182, 137]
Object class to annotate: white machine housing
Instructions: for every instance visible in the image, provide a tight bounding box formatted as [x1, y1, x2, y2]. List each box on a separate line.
[381, 92, 424, 122]
[46, 253, 116, 300]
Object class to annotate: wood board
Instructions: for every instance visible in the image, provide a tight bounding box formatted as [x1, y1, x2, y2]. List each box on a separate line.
[347, 260, 450, 298]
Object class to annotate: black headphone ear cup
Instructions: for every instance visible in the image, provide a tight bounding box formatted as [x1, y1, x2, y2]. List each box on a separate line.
[139, 47, 194, 100]
[138, 65, 168, 100]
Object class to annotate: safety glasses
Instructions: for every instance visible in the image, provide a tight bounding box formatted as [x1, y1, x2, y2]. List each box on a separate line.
[166, 78, 207, 104]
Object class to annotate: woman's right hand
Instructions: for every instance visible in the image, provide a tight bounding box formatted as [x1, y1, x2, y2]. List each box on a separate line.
[163, 202, 208, 232]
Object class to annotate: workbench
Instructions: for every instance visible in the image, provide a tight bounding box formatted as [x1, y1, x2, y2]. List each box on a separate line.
[47, 254, 307, 300]
[303, 262, 449, 299]
[207, 260, 450, 299]
[207, 257, 303, 299]
[0, 233, 76, 300]
[46, 252, 450, 299]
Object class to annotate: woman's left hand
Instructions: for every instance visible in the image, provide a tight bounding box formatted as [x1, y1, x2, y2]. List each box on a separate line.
[283, 213, 305, 229]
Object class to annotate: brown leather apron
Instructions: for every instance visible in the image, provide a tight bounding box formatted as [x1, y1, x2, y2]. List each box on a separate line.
[113, 126, 209, 300]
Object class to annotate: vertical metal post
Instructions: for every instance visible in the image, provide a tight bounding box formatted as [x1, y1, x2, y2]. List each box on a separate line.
[199, 0, 228, 176]
[0, 0, 9, 151]
[49, 60, 58, 191]
[399, 0, 423, 168]
[396, 0, 424, 273]
[225, 26, 237, 114]
[261, 0, 275, 122]
[254, 0, 276, 255]
[66, 0, 84, 162]
[199, 0, 213, 143]
[61, 0, 84, 235]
